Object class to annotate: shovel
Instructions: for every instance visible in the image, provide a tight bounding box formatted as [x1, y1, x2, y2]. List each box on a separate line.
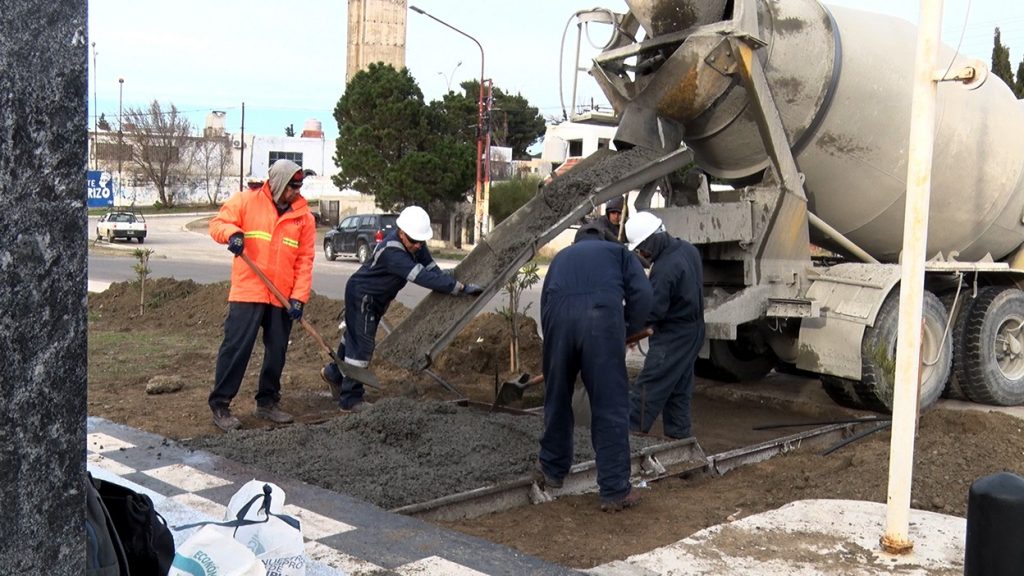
[238, 252, 381, 390]
[492, 327, 653, 408]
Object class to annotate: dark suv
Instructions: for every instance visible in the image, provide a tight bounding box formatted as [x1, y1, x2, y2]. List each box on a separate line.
[324, 213, 398, 263]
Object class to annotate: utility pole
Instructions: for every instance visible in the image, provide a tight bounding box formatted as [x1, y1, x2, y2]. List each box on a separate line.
[482, 80, 493, 236]
[881, 0, 942, 555]
[239, 102, 245, 191]
[91, 42, 98, 170]
[117, 77, 123, 206]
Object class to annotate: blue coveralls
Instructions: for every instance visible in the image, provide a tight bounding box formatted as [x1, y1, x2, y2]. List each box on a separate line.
[322, 230, 460, 408]
[538, 235, 652, 502]
[630, 233, 705, 439]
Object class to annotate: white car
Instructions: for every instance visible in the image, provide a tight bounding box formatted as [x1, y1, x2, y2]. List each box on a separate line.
[96, 211, 147, 243]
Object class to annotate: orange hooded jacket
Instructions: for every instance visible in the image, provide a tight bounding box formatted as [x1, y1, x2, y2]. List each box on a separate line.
[209, 183, 316, 306]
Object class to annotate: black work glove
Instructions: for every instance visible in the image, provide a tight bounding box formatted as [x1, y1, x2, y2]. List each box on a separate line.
[462, 283, 484, 296]
[288, 299, 304, 321]
[227, 232, 245, 256]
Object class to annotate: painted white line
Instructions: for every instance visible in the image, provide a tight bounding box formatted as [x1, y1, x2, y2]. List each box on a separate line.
[283, 504, 357, 540]
[87, 432, 135, 453]
[143, 463, 233, 492]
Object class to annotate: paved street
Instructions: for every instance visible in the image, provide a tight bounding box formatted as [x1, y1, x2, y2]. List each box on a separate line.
[87, 212, 543, 321]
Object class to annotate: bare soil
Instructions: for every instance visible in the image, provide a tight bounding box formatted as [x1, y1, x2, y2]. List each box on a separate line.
[88, 278, 1024, 569]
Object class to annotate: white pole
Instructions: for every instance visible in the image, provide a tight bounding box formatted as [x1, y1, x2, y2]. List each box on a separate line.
[881, 0, 942, 555]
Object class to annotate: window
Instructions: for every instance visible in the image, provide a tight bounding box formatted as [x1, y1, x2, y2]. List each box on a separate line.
[340, 217, 358, 230]
[268, 151, 303, 167]
[568, 139, 583, 157]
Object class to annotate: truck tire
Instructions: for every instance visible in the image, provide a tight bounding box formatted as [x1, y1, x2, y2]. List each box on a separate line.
[107, 230, 114, 243]
[955, 287, 1024, 406]
[853, 290, 951, 413]
[819, 376, 865, 410]
[137, 237, 145, 244]
[697, 331, 776, 383]
[940, 289, 974, 400]
[324, 242, 336, 261]
[357, 241, 370, 264]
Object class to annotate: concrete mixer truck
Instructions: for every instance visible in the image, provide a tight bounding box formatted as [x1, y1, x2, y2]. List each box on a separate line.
[376, 0, 1024, 414]
[578, 0, 1024, 412]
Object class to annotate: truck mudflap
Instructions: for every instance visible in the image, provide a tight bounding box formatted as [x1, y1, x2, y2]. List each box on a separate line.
[797, 263, 904, 380]
[375, 147, 692, 371]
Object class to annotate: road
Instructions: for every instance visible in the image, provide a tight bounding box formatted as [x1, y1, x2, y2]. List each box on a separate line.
[87, 213, 543, 321]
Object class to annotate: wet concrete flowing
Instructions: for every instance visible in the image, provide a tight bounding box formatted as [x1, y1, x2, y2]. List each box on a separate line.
[375, 146, 662, 371]
[188, 397, 662, 510]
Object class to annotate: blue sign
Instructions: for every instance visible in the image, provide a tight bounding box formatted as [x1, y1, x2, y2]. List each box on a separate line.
[87, 170, 114, 208]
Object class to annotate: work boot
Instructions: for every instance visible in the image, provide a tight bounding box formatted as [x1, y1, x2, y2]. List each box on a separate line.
[254, 403, 294, 424]
[320, 366, 342, 403]
[211, 407, 241, 432]
[600, 490, 642, 513]
[533, 461, 564, 490]
[339, 400, 373, 414]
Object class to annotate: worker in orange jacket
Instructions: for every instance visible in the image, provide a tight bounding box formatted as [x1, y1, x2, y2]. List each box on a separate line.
[207, 159, 316, 432]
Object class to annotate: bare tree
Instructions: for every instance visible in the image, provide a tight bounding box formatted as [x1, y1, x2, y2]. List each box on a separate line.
[122, 100, 194, 207]
[194, 135, 233, 206]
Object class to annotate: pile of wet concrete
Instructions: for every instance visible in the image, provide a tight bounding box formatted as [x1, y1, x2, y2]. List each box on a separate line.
[188, 397, 660, 510]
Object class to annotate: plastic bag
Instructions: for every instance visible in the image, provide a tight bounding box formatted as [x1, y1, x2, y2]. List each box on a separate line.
[169, 524, 267, 576]
[227, 481, 306, 576]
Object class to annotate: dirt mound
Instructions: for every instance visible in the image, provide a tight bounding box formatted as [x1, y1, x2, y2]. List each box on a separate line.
[433, 313, 543, 377]
[89, 278, 229, 334]
[87, 278, 544, 440]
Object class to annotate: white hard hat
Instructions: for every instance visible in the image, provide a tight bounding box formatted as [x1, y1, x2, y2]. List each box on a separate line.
[626, 211, 665, 251]
[396, 205, 433, 242]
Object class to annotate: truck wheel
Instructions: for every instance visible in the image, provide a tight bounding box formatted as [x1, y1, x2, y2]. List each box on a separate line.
[819, 376, 865, 410]
[107, 230, 114, 243]
[324, 242, 336, 261]
[956, 287, 1024, 406]
[853, 290, 951, 413]
[357, 242, 370, 264]
[137, 237, 145, 244]
[698, 331, 776, 383]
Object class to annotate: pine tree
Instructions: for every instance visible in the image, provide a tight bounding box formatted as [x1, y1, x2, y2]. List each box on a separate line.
[1015, 58, 1024, 99]
[992, 28, 1015, 88]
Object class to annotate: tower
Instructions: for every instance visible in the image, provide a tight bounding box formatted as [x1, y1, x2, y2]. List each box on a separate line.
[346, 0, 408, 83]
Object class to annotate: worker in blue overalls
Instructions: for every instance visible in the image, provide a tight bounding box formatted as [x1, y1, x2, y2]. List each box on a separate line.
[535, 224, 652, 512]
[625, 211, 705, 439]
[320, 206, 483, 412]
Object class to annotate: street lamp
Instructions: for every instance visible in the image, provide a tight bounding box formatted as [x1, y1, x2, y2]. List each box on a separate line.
[410, 5, 489, 243]
[118, 78, 124, 206]
[437, 60, 462, 93]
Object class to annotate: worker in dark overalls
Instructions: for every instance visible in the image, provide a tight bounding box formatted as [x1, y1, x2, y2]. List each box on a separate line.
[625, 211, 705, 439]
[595, 195, 625, 242]
[320, 206, 483, 412]
[536, 225, 652, 511]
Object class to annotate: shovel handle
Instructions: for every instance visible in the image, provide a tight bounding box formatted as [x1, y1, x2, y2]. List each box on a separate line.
[626, 327, 653, 345]
[237, 252, 335, 359]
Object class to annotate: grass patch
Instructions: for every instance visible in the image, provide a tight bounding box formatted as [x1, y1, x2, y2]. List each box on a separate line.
[89, 330, 218, 375]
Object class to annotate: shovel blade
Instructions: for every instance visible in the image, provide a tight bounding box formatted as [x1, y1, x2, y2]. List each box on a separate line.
[335, 361, 382, 390]
[493, 373, 534, 407]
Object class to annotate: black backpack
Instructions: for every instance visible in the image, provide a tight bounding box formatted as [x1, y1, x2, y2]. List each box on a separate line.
[92, 475, 176, 576]
[86, 474, 129, 576]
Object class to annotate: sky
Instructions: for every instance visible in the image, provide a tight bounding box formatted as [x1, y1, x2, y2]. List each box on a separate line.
[88, 1, 1024, 143]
